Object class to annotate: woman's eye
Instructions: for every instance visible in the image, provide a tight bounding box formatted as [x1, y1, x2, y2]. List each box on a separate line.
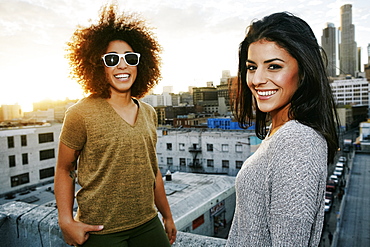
[247, 65, 257, 71]
[268, 64, 282, 70]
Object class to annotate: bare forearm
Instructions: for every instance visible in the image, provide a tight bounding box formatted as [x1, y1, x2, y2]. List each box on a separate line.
[54, 142, 79, 225]
[54, 168, 76, 224]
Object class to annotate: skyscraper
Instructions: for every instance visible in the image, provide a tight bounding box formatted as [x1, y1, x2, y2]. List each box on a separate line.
[321, 23, 337, 77]
[339, 4, 357, 76]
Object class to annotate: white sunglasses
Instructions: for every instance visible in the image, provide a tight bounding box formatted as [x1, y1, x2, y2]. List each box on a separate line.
[101, 53, 141, 67]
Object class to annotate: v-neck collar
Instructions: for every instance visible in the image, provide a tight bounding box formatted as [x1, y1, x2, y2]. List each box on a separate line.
[103, 97, 140, 128]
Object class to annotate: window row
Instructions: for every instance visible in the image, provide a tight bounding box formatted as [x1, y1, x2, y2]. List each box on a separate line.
[8, 149, 55, 167]
[7, 132, 54, 149]
[162, 157, 244, 169]
[10, 167, 55, 187]
[166, 143, 243, 152]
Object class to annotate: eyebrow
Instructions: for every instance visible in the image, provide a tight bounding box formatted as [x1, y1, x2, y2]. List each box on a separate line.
[106, 51, 134, 54]
[247, 58, 285, 64]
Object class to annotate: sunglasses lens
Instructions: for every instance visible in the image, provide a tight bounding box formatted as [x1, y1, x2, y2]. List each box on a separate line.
[125, 53, 139, 66]
[104, 54, 120, 67]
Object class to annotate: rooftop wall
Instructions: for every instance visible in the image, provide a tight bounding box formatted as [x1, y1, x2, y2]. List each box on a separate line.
[0, 201, 227, 247]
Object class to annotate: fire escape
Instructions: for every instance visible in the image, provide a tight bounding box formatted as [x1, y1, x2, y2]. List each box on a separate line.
[188, 131, 203, 172]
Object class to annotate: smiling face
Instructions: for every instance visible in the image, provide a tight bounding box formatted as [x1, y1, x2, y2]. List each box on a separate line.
[104, 40, 137, 96]
[246, 40, 300, 120]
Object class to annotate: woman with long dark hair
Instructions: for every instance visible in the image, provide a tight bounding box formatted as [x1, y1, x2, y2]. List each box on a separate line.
[227, 12, 339, 246]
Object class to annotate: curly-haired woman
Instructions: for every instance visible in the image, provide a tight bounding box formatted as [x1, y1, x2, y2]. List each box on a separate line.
[54, 4, 176, 247]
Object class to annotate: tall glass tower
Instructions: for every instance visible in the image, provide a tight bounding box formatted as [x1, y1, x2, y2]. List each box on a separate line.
[321, 23, 337, 77]
[339, 4, 357, 76]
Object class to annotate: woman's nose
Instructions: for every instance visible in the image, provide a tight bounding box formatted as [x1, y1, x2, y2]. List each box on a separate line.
[117, 58, 128, 69]
[250, 68, 267, 85]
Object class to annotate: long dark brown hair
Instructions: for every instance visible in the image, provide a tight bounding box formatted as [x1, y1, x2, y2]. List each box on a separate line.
[233, 12, 339, 164]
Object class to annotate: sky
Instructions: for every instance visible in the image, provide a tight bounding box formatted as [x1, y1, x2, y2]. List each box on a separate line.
[0, 0, 369, 111]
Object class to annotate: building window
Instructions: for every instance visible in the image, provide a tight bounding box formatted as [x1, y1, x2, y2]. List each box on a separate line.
[236, 161, 243, 169]
[22, 153, 29, 165]
[38, 133, 54, 144]
[207, 159, 214, 167]
[21, 135, 27, 146]
[11, 173, 30, 187]
[167, 143, 172, 151]
[222, 160, 229, 168]
[207, 144, 213, 152]
[235, 144, 243, 152]
[221, 144, 229, 152]
[187, 158, 192, 165]
[9, 155, 16, 167]
[40, 167, 55, 179]
[179, 158, 186, 166]
[40, 149, 55, 161]
[179, 143, 185, 151]
[167, 157, 173, 165]
[7, 136, 14, 148]
[192, 214, 205, 230]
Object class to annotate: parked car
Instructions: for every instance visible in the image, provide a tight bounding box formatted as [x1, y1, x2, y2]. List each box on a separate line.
[329, 175, 339, 184]
[336, 162, 344, 168]
[338, 156, 347, 164]
[325, 191, 334, 201]
[326, 180, 336, 192]
[325, 199, 332, 213]
[334, 167, 343, 177]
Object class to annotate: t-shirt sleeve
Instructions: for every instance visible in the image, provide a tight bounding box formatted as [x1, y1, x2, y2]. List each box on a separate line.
[59, 107, 87, 151]
[267, 127, 327, 246]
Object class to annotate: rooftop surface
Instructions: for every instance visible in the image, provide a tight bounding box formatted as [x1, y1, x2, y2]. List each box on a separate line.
[163, 172, 235, 229]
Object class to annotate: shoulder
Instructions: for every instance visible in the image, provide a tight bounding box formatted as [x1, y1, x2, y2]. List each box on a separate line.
[270, 120, 327, 157]
[137, 99, 154, 110]
[137, 99, 156, 115]
[66, 96, 105, 115]
[268, 121, 327, 175]
[276, 121, 324, 143]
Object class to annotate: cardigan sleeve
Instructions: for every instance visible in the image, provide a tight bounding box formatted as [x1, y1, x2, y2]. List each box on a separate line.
[267, 125, 327, 247]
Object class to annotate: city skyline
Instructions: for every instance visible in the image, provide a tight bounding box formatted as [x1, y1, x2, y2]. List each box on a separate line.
[0, 0, 369, 111]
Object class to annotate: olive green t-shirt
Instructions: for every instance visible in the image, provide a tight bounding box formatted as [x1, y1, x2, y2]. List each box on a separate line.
[59, 96, 158, 234]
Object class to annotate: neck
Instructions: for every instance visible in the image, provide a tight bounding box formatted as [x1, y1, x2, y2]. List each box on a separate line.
[269, 105, 291, 136]
[107, 91, 133, 107]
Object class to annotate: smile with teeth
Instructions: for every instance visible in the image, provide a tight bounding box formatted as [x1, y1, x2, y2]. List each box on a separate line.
[257, 90, 277, 96]
[114, 74, 130, 79]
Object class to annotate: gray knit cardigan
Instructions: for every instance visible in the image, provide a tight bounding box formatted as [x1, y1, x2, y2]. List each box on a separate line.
[226, 120, 327, 247]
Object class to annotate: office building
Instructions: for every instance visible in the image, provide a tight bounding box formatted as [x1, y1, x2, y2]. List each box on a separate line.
[0, 123, 61, 196]
[330, 78, 369, 106]
[365, 44, 370, 80]
[339, 4, 357, 76]
[156, 128, 259, 176]
[321, 23, 337, 77]
[0, 104, 22, 121]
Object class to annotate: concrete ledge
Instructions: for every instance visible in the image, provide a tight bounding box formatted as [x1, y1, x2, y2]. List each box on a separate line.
[0, 201, 227, 247]
[172, 231, 226, 247]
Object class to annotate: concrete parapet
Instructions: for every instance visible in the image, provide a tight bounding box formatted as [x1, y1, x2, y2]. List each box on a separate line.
[172, 231, 227, 247]
[0, 201, 227, 247]
[0, 201, 66, 247]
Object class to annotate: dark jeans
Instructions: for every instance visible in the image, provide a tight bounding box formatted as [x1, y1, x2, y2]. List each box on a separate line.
[80, 216, 171, 247]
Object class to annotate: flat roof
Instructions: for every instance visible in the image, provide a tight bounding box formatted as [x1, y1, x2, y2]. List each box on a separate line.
[162, 172, 235, 229]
